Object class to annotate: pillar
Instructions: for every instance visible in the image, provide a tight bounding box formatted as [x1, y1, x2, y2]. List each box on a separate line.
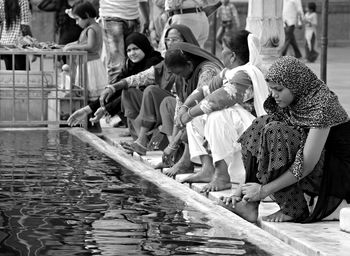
[246, 0, 285, 69]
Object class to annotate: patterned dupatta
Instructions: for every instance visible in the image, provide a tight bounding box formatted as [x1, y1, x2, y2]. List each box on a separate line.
[265, 56, 348, 128]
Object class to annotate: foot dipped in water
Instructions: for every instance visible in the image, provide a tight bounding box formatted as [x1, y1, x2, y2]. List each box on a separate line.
[262, 209, 294, 222]
[219, 195, 259, 223]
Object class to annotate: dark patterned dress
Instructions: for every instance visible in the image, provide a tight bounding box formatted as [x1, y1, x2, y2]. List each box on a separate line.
[238, 57, 350, 222]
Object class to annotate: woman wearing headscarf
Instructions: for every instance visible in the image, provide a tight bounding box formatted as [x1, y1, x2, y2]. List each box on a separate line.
[175, 30, 269, 193]
[156, 41, 225, 175]
[99, 24, 200, 147]
[221, 56, 350, 223]
[67, 32, 163, 130]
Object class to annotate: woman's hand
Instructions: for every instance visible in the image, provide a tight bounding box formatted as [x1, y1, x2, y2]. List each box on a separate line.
[241, 183, 264, 202]
[89, 107, 107, 124]
[99, 87, 114, 107]
[67, 106, 92, 126]
[63, 44, 74, 51]
[162, 144, 178, 166]
[175, 106, 189, 129]
[220, 185, 243, 208]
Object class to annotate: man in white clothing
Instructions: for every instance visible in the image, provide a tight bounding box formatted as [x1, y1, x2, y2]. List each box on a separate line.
[280, 0, 303, 58]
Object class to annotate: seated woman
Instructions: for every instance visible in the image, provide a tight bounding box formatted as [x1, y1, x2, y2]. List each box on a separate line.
[221, 56, 350, 223]
[98, 24, 200, 153]
[157, 42, 225, 175]
[67, 32, 163, 129]
[175, 30, 269, 192]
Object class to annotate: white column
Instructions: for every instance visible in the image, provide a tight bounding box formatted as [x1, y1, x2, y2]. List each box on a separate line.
[246, 0, 284, 68]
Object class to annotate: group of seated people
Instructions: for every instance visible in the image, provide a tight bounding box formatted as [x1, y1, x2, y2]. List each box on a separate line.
[68, 25, 350, 224]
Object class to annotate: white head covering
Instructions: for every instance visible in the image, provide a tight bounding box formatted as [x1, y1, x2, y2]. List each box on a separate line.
[223, 33, 269, 117]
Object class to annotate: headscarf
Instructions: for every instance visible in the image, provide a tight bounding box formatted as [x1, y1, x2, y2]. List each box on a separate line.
[119, 32, 163, 81]
[223, 33, 268, 117]
[154, 25, 200, 92]
[166, 42, 224, 101]
[265, 56, 348, 128]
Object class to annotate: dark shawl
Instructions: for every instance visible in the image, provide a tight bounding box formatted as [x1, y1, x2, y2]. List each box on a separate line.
[154, 24, 200, 92]
[114, 32, 163, 83]
[89, 32, 162, 113]
[166, 42, 224, 102]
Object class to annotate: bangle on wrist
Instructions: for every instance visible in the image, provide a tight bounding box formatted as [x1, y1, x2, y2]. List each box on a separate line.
[181, 104, 189, 110]
[187, 107, 195, 119]
[168, 144, 179, 150]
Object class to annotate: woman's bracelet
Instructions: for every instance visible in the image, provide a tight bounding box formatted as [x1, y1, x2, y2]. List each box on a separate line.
[167, 144, 179, 150]
[187, 107, 195, 119]
[180, 104, 189, 111]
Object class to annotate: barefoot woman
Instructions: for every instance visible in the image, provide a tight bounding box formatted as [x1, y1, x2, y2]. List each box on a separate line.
[222, 56, 350, 223]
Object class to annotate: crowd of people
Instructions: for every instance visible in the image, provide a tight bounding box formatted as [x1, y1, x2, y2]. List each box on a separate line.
[1, 0, 349, 224]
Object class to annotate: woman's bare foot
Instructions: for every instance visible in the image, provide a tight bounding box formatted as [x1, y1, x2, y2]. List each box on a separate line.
[163, 161, 194, 177]
[218, 200, 259, 223]
[262, 209, 294, 222]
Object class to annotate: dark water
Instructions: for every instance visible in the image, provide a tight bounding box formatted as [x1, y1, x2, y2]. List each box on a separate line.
[0, 130, 269, 256]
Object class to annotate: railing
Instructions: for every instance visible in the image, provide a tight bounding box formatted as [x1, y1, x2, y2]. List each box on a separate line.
[0, 49, 88, 128]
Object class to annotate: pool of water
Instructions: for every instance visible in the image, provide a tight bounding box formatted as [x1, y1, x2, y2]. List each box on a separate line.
[0, 130, 270, 256]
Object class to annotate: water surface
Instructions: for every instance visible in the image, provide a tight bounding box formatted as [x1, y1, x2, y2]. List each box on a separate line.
[0, 130, 269, 256]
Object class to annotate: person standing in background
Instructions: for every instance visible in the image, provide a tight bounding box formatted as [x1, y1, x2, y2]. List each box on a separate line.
[158, 0, 210, 53]
[280, 0, 303, 59]
[304, 2, 319, 62]
[0, 0, 32, 70]
[216, 0, 240, 45]
[63, 0, 107, 133]
[99, 0, 150, 84]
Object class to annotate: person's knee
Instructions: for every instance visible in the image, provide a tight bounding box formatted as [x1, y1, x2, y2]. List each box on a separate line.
[143, 85, 158, 96]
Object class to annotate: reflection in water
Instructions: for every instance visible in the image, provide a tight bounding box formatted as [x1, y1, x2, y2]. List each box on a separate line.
[0, 130, 269, 256]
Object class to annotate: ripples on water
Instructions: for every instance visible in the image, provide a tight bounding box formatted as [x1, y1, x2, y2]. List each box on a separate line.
[0, 130, 269, 256]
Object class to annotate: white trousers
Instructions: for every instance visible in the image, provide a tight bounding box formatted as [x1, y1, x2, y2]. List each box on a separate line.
[187, 105, 256, 183]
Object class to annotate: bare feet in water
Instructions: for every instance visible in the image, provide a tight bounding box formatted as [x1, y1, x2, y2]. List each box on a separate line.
[219, 196, 259, 223]
[262, 209, 294, 222]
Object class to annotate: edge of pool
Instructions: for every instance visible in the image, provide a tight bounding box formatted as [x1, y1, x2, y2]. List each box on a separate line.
[70, 127, 350, 256]
[69, 127, 306, 256]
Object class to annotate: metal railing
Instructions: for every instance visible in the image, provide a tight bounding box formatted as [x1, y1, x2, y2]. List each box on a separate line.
[0, 49, 88, 128]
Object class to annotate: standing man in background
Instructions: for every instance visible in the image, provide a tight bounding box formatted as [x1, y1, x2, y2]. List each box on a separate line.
[158, 0, 210, 53]
[280, 0, 303, 59]
[99, 0, 150, 84]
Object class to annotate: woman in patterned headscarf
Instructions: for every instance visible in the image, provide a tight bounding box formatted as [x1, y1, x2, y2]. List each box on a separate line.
[220, 56, 350, 223]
